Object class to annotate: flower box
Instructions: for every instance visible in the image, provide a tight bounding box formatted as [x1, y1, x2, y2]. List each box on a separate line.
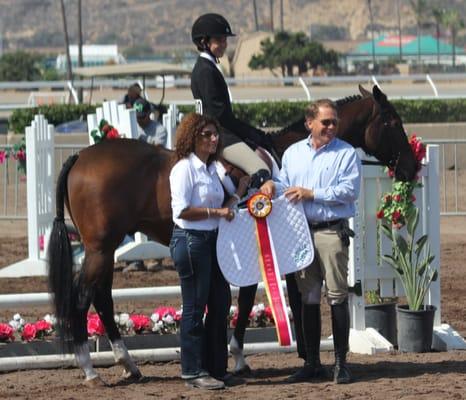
[0, 339, 95, 358]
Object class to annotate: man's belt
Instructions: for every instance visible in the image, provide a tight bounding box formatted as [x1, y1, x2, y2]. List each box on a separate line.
[309, 219, 343, 230]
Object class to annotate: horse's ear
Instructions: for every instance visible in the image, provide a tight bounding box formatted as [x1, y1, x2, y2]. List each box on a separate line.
[359, 84, 372, 97]
[372, 85, 388, 105]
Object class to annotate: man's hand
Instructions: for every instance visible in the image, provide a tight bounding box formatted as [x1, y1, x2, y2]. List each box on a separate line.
[260, 180, 275, 198]
[284, 187, 314, 203]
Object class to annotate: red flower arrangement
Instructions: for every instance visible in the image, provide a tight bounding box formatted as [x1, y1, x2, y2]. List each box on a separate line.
[376, 134, 426, 228]
[87, 313, 106, 337]
[90, 119, 121, 144]
[0, 322, 15, 342]
[0, 137, 27, 175]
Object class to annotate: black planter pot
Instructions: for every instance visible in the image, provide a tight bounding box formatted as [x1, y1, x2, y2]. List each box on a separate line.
[365, 302, 397, 346]
[396, 304, 436, 353]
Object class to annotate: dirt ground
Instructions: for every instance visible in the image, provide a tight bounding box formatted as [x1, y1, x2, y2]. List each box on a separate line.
[0, 218, 465, 399]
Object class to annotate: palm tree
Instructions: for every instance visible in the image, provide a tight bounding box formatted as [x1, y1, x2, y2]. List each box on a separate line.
[280, 0, 284, 31]
[60, 0, 73, 99]
[77, 0, 84, 103]
[396, 0, 403, 62]
[409, 0, 428, 65]
[269, 0, 274, 32]
[443, 9, 464, 68]
[252, 0, 259, 31]
[367, 0, 376, 69]
[432, 8, 445, 66]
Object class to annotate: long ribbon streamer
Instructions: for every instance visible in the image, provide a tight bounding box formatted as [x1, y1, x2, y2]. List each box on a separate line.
[254, 217, 292, 346]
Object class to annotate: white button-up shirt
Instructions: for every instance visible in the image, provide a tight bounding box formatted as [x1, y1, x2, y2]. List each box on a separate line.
[170, 153, 224, 230]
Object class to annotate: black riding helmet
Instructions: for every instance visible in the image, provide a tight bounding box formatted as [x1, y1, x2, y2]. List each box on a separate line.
[191, 13, 236, 50]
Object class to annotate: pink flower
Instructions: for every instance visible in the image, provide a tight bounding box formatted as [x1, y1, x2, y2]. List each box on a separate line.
[39, 235, 44, 251]
[130, 314, 150, 333]
[376, 209, 384, 219]
[392, 210, 401, 223]
[264, 306, 274, 322]
[14, 149, 26, 162]
[87, 313, 105, 336]
[387, 169, 395, 178]
[21, 323, 37, 342]
[35, 320, 51, 333]
[411, 195, 416, 202]
[106, 128, 120, 139]
[393, 194, 402, 202]
[153, 306, 177, 319]
[0, 323, 15, 342]
[0, 151, 6, 164]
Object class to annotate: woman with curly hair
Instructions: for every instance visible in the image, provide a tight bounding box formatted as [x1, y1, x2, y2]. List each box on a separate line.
[169, 113, 249, 390]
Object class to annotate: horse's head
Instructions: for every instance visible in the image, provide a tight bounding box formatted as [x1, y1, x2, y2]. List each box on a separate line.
[361, 85, 417, 182]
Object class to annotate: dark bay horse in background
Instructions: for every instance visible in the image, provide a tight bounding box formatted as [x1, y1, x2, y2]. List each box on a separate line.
[48, 85, 417, 384]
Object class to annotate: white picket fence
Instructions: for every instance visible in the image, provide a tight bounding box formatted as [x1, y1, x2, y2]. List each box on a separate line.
[0, 115, 55, 277]
[1, 115, 465, 353]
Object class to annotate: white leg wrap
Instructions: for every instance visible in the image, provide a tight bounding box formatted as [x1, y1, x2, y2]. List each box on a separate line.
[75, 343, 98, 380]
[110, 339, 139, 375]
[229, 336, 249, 372]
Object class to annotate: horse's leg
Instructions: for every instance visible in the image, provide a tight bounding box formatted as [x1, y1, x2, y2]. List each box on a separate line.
[229, 284, 257, 373]
[92, 268, 142, 381]
[71, 259, 102, 385]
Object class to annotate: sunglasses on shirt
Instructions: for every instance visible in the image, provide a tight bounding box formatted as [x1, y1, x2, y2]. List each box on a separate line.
[319, 119, 338, 127]
[200, 130, 219, 139]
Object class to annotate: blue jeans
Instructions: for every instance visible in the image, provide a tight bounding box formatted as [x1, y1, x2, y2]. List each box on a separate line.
[169, 226, 231, 379]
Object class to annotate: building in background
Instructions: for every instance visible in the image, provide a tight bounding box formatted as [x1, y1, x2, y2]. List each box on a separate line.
[55, 45, 125, 71]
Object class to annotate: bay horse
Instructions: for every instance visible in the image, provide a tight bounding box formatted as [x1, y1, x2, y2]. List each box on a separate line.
[48, 85, 417, 385]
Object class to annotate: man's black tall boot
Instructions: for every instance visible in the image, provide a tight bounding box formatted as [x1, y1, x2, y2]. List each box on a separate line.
[286, 304, 324, 383]
[331, 301, 352, 384]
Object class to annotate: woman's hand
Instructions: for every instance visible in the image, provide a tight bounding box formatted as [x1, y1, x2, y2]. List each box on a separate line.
[260, 180, 275, 198]
[237, 175, 250, 197]
[217, 207, 235, 221]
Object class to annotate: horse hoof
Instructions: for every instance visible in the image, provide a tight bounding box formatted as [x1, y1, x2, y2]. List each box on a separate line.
[233, 365, 252, 377]
[121, 369, 143, 382]
[84, 376, 107, 387]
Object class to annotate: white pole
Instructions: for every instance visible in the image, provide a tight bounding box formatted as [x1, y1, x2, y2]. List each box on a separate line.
[426, 74, 439, 98]
[298, 77, 311, 100]
[0, 282, 288, 309]
[0, 340, 334, 372]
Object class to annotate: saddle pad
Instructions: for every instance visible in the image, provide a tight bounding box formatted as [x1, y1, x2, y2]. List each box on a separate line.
[217, 197, 314, 287]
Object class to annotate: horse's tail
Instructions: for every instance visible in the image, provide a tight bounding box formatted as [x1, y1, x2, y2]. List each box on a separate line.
[47, 153, 79, 349]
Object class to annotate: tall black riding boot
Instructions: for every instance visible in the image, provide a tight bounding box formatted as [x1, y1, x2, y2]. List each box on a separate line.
[286, 304, 324, 383]
[331, 301, 352, 384]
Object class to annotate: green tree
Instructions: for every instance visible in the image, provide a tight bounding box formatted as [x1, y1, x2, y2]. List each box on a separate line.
[443, 9, 464, 67]
[0, 51, 43, 81]
[249, 31, 339, 77]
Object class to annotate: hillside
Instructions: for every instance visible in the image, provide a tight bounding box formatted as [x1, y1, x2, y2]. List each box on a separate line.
[0, 0, 464, 53]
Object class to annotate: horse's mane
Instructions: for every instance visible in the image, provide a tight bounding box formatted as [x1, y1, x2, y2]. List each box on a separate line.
[335, 94, 362, 107]
[274, 94, 365, 136]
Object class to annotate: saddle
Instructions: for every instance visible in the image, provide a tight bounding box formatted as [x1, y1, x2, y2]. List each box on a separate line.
[216, 146, 280, 196]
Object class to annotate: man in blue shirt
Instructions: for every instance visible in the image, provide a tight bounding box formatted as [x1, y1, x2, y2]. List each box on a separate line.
[261, 99, 361, 384]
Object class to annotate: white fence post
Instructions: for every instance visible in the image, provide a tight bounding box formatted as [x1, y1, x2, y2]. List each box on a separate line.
[0, 115, 54, 277]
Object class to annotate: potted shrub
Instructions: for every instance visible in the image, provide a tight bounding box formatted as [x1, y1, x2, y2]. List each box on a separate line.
[380, 206, 437, 352]
[364, 289, 397, 346]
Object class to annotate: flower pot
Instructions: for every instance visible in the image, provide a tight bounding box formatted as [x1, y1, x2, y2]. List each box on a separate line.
[396, 304, 436, 352]
[365, 302, 397, 345]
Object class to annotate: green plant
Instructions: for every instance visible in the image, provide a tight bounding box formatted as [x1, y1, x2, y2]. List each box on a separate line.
[9, 104, 97, 134]
[380, 207, 437, 311]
